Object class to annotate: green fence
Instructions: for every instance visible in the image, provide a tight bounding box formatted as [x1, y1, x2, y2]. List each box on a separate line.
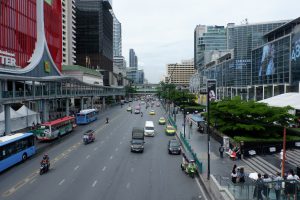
[179, 132, 203, 174]
[166, 112, 203, 174]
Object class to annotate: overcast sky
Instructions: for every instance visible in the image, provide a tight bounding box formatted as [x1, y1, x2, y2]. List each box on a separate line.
[112, 0, 299, 83]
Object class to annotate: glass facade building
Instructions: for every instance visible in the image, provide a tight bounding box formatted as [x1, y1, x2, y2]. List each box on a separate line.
[194, 18, 300, 101]
[75, 0, 113, 85]
[194, 25, 227, 71]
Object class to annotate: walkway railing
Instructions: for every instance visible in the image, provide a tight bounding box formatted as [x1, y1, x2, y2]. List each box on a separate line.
[165, 107, 203, 174]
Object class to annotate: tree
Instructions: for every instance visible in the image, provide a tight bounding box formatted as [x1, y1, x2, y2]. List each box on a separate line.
[209, 97, 296, 138]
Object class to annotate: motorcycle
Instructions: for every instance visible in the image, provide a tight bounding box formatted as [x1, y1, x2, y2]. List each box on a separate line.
[180, 152, 197, 178]
[83, 131, 95, 145]
[40, 162, 50, 175]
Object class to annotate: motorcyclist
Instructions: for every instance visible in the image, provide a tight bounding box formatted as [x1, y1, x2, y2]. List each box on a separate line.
[41, 153, 50, 170]
[106, 117, 109, 124]
[141, 112, 143, 117]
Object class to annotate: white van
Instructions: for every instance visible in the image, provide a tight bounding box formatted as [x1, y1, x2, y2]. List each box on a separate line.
[144, 121, 155, 137]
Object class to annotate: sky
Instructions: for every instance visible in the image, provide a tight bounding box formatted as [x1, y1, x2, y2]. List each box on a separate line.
[112, 0, 299, 83]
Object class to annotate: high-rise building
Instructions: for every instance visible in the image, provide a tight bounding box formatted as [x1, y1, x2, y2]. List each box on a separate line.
[62, 0, 76, 65]
[192, 19, 294, 101]
[129, 49, 137, 68]
[75, 0, 113, 86]
[111, 11, 122, 57]
[126, 68, 144, 84]
[194, 25, 227, 71]
[167, 59, 196, 87]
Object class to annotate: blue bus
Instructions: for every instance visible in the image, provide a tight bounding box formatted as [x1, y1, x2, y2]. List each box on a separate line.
[76, 109, 98, 125]
[0, 132, 36, 173]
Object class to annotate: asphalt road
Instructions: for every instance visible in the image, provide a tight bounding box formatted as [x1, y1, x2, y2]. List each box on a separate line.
[0, 102, 203, 200]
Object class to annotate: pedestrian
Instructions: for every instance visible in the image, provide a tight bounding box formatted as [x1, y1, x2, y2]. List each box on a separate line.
[106, 117, 109, 124]
[280, 149, 283, 168]
[286, 169, 297, 200]
[263, 174, 272, 198]
[253, 173, 264, 200]
[219, 145, 224, 158]
[231, 169, 237, 183]
[140, 112, 143, 117]
[274, 172, 283, 200]
[237, 167, 245, 183]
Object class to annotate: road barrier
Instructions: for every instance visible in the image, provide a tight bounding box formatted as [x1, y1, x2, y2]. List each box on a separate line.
[166, 112, 203, 174]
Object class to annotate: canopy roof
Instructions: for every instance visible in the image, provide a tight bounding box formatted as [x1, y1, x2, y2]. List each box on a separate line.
[259, 93, 300, 110]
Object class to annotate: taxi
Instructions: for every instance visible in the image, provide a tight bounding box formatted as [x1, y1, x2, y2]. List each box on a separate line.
[165, 125, 176, 136]
[149, 110, 155, 115]
[158, 117, 166, 125]
[127, 106, 132, 112]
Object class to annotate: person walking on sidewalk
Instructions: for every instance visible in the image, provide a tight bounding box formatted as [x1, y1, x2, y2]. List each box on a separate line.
[274, 172, 283, 200]
[219, 145, 224, 158]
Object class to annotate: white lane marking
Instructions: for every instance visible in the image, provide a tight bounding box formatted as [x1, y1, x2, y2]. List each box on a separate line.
[115, 148, 118, 152]
[195, 178, 207, 200]
[110, 156, 113, 160]
[29, 179, 36, 184]
[86, 155, 91, 159]
[126, 182, 131, 189]
[102, 166, 106, 171]
[94, 147, 98, 151]
[74, 165, 79, 171]
[58, 179, 65, 186]
[92, 180, 98, 187]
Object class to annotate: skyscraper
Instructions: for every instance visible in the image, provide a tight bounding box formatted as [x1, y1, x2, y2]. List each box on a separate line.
[62, 0, 76, 65]
[194, 25, 227, 71]
[129, 49, 137, 68]
[111, 11, 122, 57]
[75, 0, 113, 86]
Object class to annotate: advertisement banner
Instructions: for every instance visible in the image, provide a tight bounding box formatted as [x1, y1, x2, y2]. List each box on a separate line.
[207, 79, 217, 102]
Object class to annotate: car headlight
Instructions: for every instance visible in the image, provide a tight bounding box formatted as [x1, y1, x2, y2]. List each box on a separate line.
[131, 145, 134, 148]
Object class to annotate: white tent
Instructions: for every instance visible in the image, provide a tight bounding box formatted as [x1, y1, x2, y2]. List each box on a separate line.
[259, 93, 300, 110]
[0, 107, 25, 135]
[0, 106, 41, 135]
[16, 105, 41, 126]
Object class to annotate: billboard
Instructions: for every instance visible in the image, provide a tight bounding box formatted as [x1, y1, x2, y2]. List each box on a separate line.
[259, 43, 275, 76]
[291, 31, 300, 65]
[207, 79, 217, 102]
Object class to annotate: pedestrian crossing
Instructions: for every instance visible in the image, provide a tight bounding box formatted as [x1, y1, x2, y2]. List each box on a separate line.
[242, 149, 300, 177]
[243, 155, 281, 177]
[275, 149, 300, 168]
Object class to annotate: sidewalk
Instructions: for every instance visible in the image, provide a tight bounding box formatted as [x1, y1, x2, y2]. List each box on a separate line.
[170, 111, 250, 200]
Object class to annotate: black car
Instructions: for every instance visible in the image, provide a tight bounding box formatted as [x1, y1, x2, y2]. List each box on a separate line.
[168, 139, 181, 155]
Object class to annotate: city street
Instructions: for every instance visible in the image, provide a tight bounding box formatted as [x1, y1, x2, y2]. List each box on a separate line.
[0, 102, 203, 200]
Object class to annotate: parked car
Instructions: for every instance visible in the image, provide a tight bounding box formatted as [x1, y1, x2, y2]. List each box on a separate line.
[168, 139, 181, 155]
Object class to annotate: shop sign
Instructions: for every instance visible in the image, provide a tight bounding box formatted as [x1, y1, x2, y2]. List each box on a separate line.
[0, 50, 16, 67]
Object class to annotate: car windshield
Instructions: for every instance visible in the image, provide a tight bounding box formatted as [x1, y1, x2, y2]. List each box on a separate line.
[170, 141, 179, 147]
[160, 118, 165, 120]
[145, 127, 154, 130]
[132, 140, 143, 144]
[167, 126, 175, 130]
